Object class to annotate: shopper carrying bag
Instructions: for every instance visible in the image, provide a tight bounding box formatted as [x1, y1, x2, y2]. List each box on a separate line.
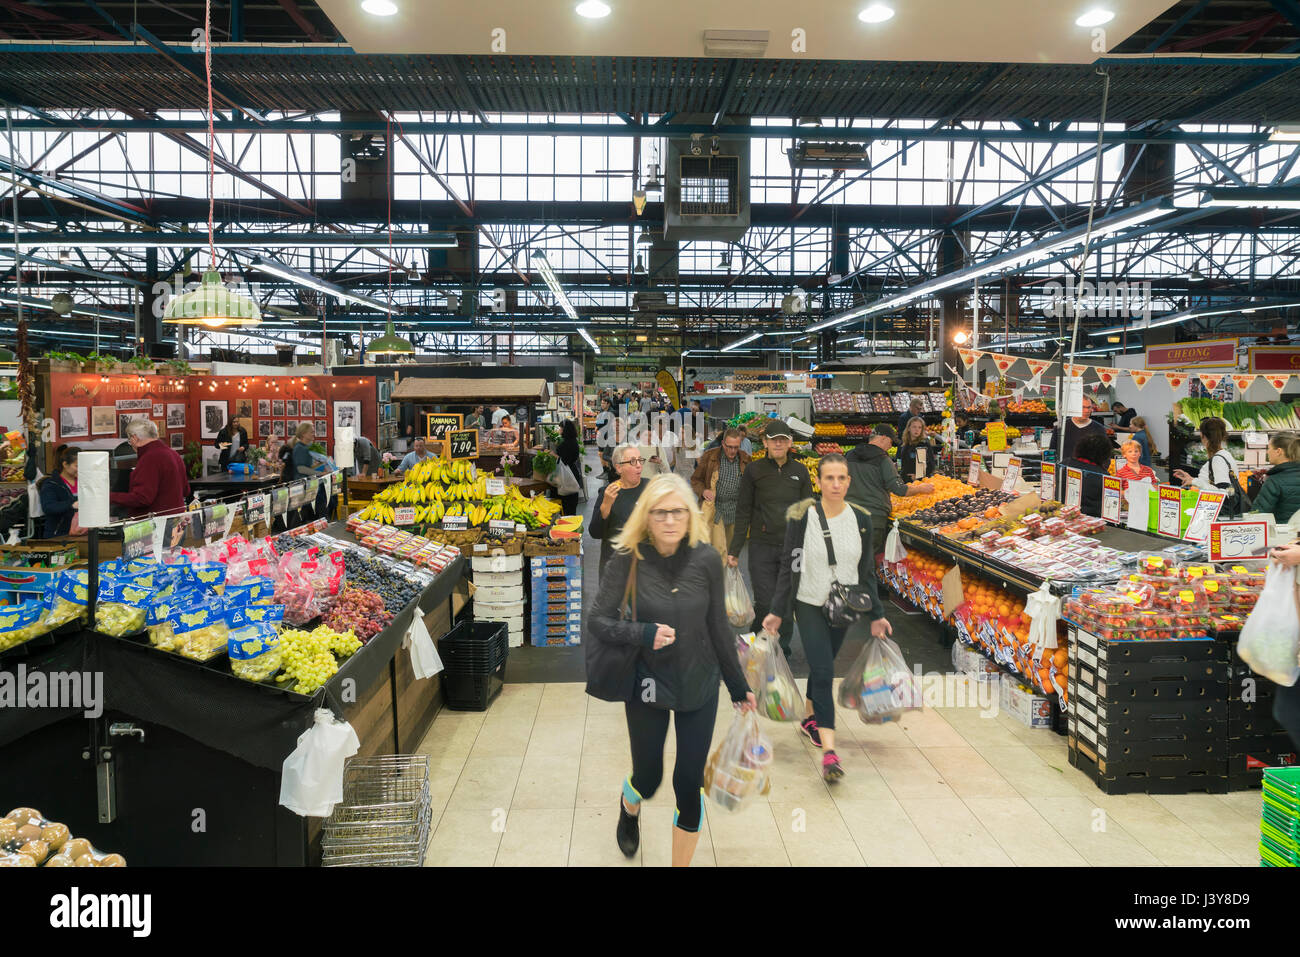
[585, 473, 755, 866]
[1173, 416, 1249, 517]
[762, 453, 891, 782]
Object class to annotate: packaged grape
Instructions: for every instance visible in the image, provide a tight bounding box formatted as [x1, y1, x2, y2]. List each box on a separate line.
[167, 601, 230, 662]
[146, 591, 188, 652]
[0, 601, 50, 652]
[40, 569, 89, 630]
[94, 579, 151, 637]
[274, 572, 319, 626]
[227, 605, 286, 682]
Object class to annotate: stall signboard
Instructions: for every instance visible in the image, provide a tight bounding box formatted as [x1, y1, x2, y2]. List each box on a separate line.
[1157, 485, 1183, 537]
[1184, 490, 1225, 543]
[1101, 476, 1122, 523]
[1209, 520, 1269, 561]
[244, 492, 270, 529]
[394, 506, 416, 526]
[1064, 467, 1082, 508]
[1040, 462, 1056, 502]
[986, 421, 1007, 452]
[1145, 337, 1238, 369]
[1249, 346, 1300, 373]
[121, 519, 155, 561]
[485, 477, 506, 497]
[424, 413, 464, 441]
[448, 429, 479, 460]
[1000, 457, 1021, 494]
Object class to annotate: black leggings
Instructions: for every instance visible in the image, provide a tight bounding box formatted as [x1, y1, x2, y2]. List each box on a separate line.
[624, 689, 718, 832]
[794, 601, 848, 730]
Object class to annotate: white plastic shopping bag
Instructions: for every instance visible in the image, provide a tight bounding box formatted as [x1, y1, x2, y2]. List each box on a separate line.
[883, 519, 908, 564]
[279, 708, 361, 817]
[749, 630, 803, 722]
[703, 710, 772, 812]
[1024, 582, 1061, 650]
[842, 636, 923, 724]
[1236, 560, 1300, 687]
[403, 612, 444, 680]
[724, 564, 755, 627]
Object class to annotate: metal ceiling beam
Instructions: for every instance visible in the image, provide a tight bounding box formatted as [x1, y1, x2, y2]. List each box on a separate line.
[0, 116, 1285, 145]
[127, 24, 268, 123]
[274, 0, 328, 42]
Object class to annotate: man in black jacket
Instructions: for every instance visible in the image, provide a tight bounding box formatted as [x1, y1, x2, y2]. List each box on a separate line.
[727, 421, 812, 657]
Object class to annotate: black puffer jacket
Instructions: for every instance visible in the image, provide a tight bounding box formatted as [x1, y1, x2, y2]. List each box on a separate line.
[1252, 460, 1300, 524]
[586, 541, 749, 711]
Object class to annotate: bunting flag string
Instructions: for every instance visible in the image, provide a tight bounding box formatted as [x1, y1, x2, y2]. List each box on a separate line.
[1130, 371, 1153, 390]
[1233, 374, 1259, 393]
[1094, 367, 1119, 387]
[1164, 373, 1187, 390]
[1196, 373, 1224, 392]
[956, 347, 977, 369]
[990, 353, 1018, 375]
[1263, 374, 1291, 395]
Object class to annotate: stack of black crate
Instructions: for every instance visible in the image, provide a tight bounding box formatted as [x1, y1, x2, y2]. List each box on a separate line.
[1066, 623, 1229, 794]
[1225, 647, 1299, 789]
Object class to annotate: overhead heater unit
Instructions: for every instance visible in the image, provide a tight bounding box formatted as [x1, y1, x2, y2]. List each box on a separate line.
[702, 29, 769, 56]
[664, 118, 751, 243]
[789, 142, 871, 170]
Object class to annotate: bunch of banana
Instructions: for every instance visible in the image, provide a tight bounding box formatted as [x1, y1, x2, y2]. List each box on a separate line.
[355, 501, 397, 523]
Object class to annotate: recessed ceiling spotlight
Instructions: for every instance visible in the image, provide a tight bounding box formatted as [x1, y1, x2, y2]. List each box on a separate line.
[1075, 8, 1114, 27]
[858, 4, 895, 24]
[576, 0, 611, 18]
[361, 0, 398, 15]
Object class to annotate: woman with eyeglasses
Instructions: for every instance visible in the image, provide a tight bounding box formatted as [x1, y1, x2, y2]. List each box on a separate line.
[590, 442, 650, 573]
[586, 473, 756, 865]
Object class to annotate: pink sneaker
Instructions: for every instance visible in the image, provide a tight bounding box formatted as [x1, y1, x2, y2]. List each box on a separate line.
[800, 716, 822, 748]
[822, 750, 844, 782]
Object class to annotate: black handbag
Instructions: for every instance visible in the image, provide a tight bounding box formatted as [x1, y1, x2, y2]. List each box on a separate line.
[583, 554, 643, 703]
[813, 502, 873, 628]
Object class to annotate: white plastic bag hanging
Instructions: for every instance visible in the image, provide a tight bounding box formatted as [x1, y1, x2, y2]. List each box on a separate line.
[850, 636, 923, 724]
[703, 710, 773, 813]
[750, 630, 803, 722]
[279, 708, 361, 818]
[884, 519, 907, 564]
[724, 564, 755, 627]
[1024, 581, 1061, 651]
[1236, 560, 1300, 687]
[403, 611, 444, 680]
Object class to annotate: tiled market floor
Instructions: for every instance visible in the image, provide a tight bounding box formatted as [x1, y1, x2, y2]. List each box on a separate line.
[417, 678, 1263, 867]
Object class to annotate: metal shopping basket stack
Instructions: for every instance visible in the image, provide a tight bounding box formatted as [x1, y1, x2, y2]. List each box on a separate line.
[321, 755, 432, 867]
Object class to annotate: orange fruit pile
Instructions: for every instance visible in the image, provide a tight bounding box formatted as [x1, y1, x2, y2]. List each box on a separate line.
[889, 474, 975, 519]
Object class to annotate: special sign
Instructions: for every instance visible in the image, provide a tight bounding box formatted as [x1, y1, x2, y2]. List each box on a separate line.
[1145, 337, 1238, 369]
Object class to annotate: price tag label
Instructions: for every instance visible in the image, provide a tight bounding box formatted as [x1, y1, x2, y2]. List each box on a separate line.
[1185, 490, 1223, 543]
[915, 447, 928, 482]
[448, 429, 479, 460]
[1101, 475, 1122, 523]
[485, 477, 506, 497]
[394, 506, 416, 526]
[1064, 467, 1083, 508]
[968, 460, 980, 486]
[986, 421, 1007, 452]
[271, 487, 289, 516]
[121, 519, 155, 560]
[1209, 520, 1269, 561]
[440, 515, 468, 530]
[245, 493, 267, 528]
[424, 413, 464, 441]
[1040, 462, 1056, 503]
[289, 481, 307, 510]
[1000, 457, 1021, 494]
[1157, 485, 1183, 538]
[486, 519, 516, 541]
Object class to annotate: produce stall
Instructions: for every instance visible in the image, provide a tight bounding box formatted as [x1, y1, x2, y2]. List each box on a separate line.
[0, 506, 469, 866]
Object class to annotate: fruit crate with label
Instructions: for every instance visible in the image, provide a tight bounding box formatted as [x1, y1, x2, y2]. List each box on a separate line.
[1064, 619, 1230, 795]
[530, 554, 582, 647]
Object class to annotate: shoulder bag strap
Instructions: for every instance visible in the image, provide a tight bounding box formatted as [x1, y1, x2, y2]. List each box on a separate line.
[813, 501, 840, 581]
[620, 553, 638, 620]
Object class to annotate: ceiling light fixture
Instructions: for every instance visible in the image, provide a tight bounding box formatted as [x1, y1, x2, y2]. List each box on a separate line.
[367, 318, 415, 357]
[722, 332, 762, 352]
[1271, 125, 1300, 143]
[637, 225, 654, 245]
[578, 328, 601, 353]
[952, 330, 969, 345]
[252, 257, 388, 312]
[361, 0, 398, 15]
[1200, 186, 1300, 210]
[1075, 8, 1114, 27]
[858, 4, 895, 23]
[632, 189, 647, 216]
[531, 250, 579, 321]
[575, 0, 611, 18]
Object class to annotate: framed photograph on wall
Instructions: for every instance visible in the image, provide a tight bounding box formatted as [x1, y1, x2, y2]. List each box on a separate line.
[118, 413, 148, 438]
[166, 403, 186, 429]
[333, 401, 360, 431]
[286, 400, 298, 417]
[200, 400, 228, 440]
[272, 399, 285, 417]
[169, 432, 184, 450]
[258, 399, 271, 417]
[301, 396, 312, 412]
[272, 420, 285, 436]
[152, 402, 165, 418]
[258, 420, 272, 438]
[91, 406, 116, 436]
[285, 420, 298, 435]
[234, 398, 253, 421]
[315, 420, 328, 436]
[314, 399, 327, 417]
[59, 407, 89, 439]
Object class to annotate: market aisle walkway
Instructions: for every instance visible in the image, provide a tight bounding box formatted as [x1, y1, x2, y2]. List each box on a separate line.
[416, 678, 1262, 867]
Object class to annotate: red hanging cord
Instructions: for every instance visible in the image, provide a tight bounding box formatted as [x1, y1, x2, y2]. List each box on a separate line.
[205, 0, 215, 271]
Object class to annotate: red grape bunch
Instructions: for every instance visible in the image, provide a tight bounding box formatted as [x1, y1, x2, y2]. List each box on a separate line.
[323, 588, 393, 642]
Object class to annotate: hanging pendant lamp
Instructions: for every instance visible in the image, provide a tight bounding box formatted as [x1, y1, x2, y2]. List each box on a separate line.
[367, 317, 415, 356]
[163, 0, 259, 330]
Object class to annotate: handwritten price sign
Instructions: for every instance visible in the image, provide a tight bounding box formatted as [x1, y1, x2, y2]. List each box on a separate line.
[1209, 521, 1269, 561]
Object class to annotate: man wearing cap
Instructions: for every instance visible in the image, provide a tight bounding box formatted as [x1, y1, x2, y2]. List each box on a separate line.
[845, 423, 936, 557]
[728, 420, 812, 658]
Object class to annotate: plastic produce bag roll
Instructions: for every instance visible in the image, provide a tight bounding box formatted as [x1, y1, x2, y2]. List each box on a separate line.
[76, 451, 110, 528]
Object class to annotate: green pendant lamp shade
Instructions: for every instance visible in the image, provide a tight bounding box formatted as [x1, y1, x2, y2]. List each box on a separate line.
[368, 316, 415, 356]
[162, 270, 262, 328]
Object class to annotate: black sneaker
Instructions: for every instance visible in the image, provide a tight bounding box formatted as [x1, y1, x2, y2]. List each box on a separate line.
[822, 750, 845, 783]
[799, 716, 823, 748]
[616, 799, 640, 857]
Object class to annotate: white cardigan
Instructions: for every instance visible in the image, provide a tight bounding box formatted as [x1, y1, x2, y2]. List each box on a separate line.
[1191, 449, 1240, 492]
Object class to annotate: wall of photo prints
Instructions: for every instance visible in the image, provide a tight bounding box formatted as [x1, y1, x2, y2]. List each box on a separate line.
[46, 373, 380, 468]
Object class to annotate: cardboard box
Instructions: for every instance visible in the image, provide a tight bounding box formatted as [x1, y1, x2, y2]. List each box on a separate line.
[476, 599, 526, 619]
[952, 643, 1001, 681]
[1000, 675, 1054, 729]
[473, 569, 524, 588]
[471, 552, 524, 574]
[474, 583, 524, 604]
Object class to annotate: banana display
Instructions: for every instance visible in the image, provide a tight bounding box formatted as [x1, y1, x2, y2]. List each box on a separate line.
[353, 457, 565, 529]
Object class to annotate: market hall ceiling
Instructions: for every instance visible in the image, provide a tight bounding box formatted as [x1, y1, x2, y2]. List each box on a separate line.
[0, 1, 1296, 123]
